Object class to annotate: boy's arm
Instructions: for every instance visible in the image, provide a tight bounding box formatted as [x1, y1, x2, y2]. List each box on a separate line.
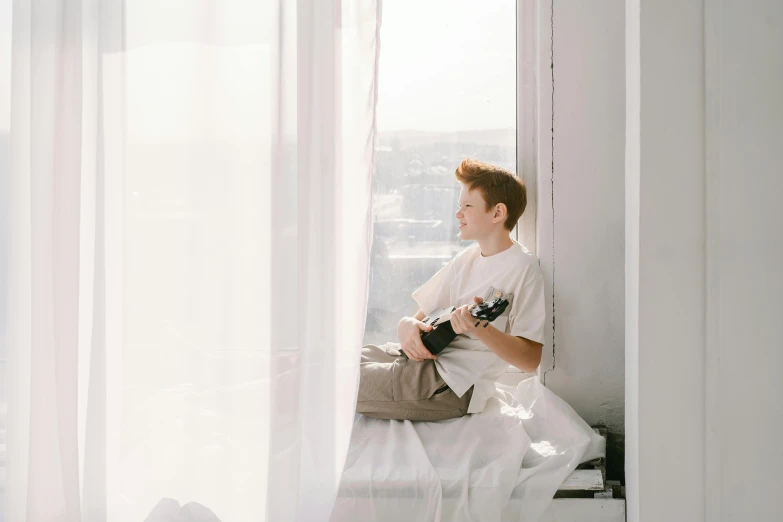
[414, 309, 426, 321]
[475, 327, 543, 373]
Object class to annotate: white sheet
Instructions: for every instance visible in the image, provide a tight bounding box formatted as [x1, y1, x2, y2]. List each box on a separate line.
[331, 376, 605, 522]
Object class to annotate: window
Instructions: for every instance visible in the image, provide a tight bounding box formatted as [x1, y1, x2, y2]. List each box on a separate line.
[363, 0, 518, 346]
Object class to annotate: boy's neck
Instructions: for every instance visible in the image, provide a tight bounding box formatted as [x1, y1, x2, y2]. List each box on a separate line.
[477, 233, 515, 258]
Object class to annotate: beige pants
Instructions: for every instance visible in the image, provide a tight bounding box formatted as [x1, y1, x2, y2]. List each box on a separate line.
[356, 343, 473, 421]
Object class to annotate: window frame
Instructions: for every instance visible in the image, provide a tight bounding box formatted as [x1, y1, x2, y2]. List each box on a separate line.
[507, 0, 553, 380]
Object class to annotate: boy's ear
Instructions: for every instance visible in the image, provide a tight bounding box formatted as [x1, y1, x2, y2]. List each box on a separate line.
[494, 203, 507, 222]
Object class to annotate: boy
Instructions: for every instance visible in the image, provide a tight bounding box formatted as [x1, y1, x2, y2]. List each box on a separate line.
[357, 159, 546, 421]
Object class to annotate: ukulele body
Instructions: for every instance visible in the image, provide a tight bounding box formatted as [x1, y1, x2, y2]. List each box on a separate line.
[420, 321, 458, 356]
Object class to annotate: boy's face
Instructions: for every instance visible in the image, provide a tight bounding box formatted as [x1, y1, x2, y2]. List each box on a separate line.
[455, 186, 498, 240]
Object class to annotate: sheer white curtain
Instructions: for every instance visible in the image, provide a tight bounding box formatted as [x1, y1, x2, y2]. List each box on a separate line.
[6, 0, 380, 520]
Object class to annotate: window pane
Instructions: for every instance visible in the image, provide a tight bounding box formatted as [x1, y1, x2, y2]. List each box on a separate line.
[364, 0, 516, 345]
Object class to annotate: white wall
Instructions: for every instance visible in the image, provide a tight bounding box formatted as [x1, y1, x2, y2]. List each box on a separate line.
[626, 1, 783, 521]
[626, 0, 707, 519]
[536, 0, 627, 478]
[705, 1, 783, 519]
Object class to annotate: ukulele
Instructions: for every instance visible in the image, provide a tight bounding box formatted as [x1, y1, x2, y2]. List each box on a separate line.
[400, 286, 511, 359]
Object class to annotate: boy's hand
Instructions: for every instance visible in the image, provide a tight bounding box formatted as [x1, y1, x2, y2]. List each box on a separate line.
[450, 296, 486, 336]
[397, 317, 436, 362]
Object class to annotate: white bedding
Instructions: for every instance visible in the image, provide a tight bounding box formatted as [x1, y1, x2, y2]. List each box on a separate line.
[331, 376, 605, 522]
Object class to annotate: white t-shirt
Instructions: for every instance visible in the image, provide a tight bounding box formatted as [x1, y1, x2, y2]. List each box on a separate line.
[411, 239, 546, 414]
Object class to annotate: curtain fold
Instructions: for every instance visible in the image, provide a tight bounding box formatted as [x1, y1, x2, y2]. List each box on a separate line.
[7, 0, 380, 520]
